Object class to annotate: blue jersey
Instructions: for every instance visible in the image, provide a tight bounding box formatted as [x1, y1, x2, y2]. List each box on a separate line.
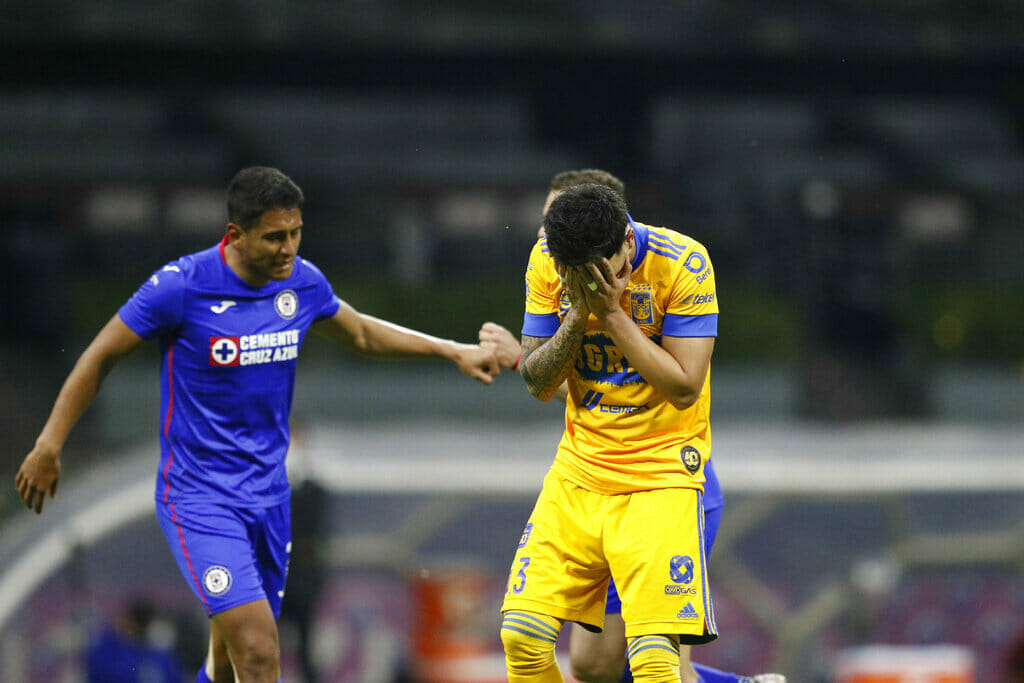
[119, 238, 340, 507]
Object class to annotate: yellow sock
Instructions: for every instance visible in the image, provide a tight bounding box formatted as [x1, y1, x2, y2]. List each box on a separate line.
[626, 635, 680, 682]
[500, 611, 565, 683]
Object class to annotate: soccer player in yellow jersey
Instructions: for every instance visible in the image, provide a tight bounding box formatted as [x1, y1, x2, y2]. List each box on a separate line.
[500, 182, 719, 683]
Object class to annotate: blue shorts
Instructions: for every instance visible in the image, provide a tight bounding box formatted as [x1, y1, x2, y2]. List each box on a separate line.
[605, 462, 724, 615]
[156, 500, 291, 618]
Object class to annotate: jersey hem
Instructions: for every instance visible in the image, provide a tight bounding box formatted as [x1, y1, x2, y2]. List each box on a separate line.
[550, 463, 704, 496]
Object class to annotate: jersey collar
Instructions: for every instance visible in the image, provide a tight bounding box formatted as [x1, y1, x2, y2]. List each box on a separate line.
[628, 215, 648, 270]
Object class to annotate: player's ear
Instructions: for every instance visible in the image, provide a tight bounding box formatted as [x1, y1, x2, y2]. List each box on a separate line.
[225, 222, 245, 245]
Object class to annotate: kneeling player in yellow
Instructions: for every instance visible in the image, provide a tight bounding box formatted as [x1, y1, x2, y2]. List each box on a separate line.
[501, 183, 719, 682]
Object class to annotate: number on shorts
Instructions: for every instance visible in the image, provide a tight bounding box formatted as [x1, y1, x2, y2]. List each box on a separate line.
[511, 557, 531, 594]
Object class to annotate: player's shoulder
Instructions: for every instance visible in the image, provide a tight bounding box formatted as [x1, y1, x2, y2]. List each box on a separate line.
[530, 235, 550, 258]
[528, 237, 556, 269]
[166, 243, 232, 285]
[124, 248, 215, 319]
[644, 223, 704, 253]
[292, 255, 331, 285]
[526, 238, 558, 288]
[144, 247, 209, 290]
[643, 223, 711, 267]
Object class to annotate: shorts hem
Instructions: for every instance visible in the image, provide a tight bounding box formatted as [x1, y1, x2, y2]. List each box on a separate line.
[155, 493, 291, 509]
[502, 598, 603, 632]
[206, 595, 273, 618]
[624, 620, 717, 644]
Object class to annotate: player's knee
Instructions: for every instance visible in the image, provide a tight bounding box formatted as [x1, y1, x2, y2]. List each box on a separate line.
[501, 611, 560, 674]
[626, 635, 679, 682]
[228, 624, 280, 678]
[569, 643, 626, 683]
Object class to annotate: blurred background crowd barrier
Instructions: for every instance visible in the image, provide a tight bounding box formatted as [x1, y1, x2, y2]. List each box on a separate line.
[1, 1, 1022, 681]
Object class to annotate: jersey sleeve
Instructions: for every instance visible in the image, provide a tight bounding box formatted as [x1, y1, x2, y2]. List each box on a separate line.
[300, 258, 342, 321]
[118, 262, 187, 340]
[663, 240, 719, 338]
[521, 239, 561, 338]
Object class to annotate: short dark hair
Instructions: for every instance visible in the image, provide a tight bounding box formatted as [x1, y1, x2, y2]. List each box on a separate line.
[542, 184, 628, 266]
[549, 169, 626, 199]
[227, 167, 304, 230]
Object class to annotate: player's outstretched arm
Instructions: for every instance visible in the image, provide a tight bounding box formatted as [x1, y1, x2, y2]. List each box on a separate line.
[15, 314, 143, 514]
[312, 299, 499, 384]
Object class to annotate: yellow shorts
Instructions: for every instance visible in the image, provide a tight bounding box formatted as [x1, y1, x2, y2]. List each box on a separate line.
[501, 471, 717, 643]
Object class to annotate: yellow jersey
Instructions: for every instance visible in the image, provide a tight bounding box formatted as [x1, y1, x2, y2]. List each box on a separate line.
[522, 218, 718, 494]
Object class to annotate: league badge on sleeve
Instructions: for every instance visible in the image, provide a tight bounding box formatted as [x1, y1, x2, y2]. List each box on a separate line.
[274, 289, 298, 320]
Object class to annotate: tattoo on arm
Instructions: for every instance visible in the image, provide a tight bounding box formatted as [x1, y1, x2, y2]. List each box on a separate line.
[519, 319, 586, 400]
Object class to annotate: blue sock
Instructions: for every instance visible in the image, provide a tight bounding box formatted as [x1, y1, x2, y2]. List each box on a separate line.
[623, 658, 750, 682]
[693, 662, 752, 683]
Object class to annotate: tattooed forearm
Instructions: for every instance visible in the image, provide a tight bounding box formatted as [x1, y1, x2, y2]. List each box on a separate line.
[520, 313, 587, 401]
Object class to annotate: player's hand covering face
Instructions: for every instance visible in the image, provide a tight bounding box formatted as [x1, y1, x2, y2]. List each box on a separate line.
[555, 261, 593, 317]
[578, 239, 632, 318]
[555, 235, 632, 320]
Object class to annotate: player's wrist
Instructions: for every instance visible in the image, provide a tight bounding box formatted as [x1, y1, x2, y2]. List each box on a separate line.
[563, 306, 589, 329]
[447, 340, 486, 366]
[33, 436, 63, 460]
[442, 340, 467, 362]
[594, 304, 628, 323]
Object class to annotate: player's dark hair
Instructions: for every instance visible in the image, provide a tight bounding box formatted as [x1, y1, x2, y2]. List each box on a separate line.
[543, 184, 628, 266]
[227, 167, 304, 230]
[549, 169, 626, 199]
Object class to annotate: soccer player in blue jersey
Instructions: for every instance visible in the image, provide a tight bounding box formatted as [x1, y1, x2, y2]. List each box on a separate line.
[15, 166, 500, 683]
[480, 169, 784, 683]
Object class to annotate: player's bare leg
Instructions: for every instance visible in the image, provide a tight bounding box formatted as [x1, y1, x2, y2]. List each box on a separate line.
[209, 600, 280, 683]
[205, 630, 235, 682]
[679, 644, 699, 683]
[569, 617, 627, 682]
